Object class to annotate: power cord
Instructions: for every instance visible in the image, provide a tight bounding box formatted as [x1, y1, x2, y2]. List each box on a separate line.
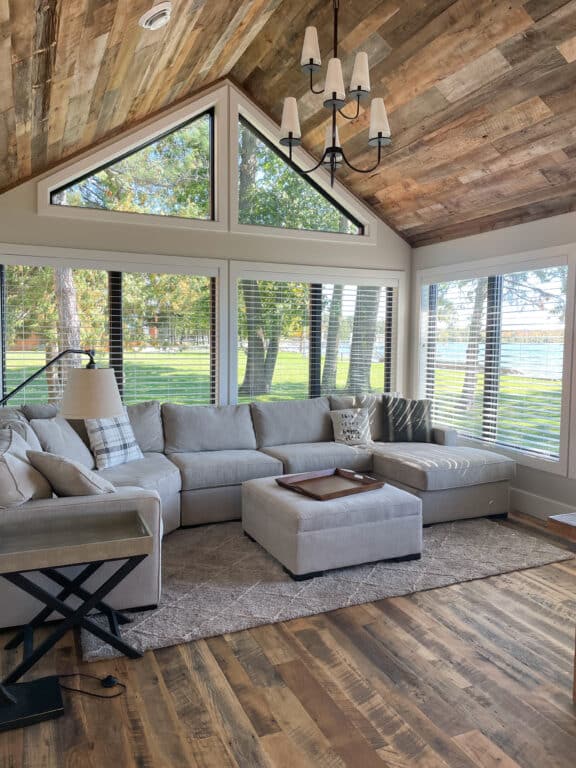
[58, 673, 127, 699]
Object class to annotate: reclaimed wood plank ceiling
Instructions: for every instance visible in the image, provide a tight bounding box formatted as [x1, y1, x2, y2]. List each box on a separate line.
[1, 0, 576, 245]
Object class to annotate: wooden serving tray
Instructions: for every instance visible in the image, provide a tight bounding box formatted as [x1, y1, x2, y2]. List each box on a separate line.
[276, 468, 385, 501]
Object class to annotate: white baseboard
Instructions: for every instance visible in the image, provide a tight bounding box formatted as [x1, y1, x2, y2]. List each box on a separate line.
[510, 488, 576, 521]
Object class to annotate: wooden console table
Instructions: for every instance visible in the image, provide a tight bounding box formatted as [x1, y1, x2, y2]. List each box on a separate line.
[0, 509, 152, 731]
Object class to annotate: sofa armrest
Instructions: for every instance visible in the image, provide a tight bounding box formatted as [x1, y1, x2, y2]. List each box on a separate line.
[0, 487, 163, 541]
[433, 426, 459, 446]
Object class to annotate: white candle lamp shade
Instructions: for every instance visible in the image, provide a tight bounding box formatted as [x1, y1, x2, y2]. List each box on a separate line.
[59, 368, 124, 420]
[349, 52, 371, 98]
[323, 124, 343, 165]
[300, 26, 321, 71]
[368, 97, 392, 147]
[323, 58, 346, 108]
[279, 97, 302, 147]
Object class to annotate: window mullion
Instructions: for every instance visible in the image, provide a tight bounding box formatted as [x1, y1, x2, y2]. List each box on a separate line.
[482, 274, 503, 442]
[108, 271, 124, 398]
[309, 284, 323, 398]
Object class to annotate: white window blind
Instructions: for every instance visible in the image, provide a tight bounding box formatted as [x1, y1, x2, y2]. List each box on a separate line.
[237, 278, 397, 402]
[3, 265, 109, 405]
[421, 265, 567, 459]
[121, 272, 215, 405]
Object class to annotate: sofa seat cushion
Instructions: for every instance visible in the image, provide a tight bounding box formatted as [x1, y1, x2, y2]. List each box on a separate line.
[371, 443, 515, 491]
[262, 442, 372, 474]
[98, 452, 181, 498]
[169, 450, 283, 491]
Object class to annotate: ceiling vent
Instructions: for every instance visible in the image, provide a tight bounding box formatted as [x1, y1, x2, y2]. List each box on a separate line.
[138, 2, 172, 31]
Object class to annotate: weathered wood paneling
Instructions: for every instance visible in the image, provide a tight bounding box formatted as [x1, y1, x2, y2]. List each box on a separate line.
[2, 1, 576, 244]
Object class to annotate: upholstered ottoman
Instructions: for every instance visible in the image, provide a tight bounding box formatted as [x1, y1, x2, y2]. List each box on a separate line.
[242, 477, 422, 579]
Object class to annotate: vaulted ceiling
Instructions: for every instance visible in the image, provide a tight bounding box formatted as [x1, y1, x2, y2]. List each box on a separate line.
[1, 0, 576, 245]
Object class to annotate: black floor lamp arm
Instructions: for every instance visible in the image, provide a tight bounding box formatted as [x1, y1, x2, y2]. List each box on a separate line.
[0, 349, 96, 407]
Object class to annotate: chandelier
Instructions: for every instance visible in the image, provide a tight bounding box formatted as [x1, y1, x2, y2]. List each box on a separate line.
[279, 0, 391, 187]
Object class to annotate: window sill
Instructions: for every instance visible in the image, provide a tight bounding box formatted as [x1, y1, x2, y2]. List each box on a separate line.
[456, 435, 566, 476]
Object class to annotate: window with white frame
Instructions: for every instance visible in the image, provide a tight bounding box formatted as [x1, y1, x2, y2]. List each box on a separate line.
[237, 276, 397, 402]
[50, 110, 214, 221]
[419, 264, 568, 459]
[0, 264, 217, 406]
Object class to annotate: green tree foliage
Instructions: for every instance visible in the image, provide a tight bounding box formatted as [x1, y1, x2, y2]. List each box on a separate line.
[54, 114, 212, 220]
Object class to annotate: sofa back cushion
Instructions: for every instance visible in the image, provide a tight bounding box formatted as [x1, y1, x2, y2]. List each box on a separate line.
[126, 401, 164, 453]
[250, 398, 333, 448]
[30, 416, 96, 469]
[162, 404, 257, 453]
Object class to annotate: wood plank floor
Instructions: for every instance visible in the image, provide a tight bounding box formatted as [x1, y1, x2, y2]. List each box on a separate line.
[0, 519, 575, 768]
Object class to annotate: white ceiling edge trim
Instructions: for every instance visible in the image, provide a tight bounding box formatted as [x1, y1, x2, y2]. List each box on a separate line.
[34, 78, 385, 246]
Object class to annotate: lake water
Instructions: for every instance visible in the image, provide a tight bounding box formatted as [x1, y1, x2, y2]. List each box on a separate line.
[434, 342, 564, 379]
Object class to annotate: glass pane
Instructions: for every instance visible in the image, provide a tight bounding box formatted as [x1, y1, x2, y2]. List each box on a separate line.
[320, 284, 392, 395]
[423, 277, 487, 438]
[237, 279, 310, 402]
[5, 265, 109, 404]
[497, 266, 566, 458]
[238, 118, 362, 235]
[122, 273, 214, 404]
[51, 112, 213, 220]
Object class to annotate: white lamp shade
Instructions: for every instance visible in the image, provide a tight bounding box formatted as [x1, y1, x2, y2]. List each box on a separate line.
[60, 368, 124, 420]
[369, 97, 391, 144]
[301, 26, 321, 69]
[323, 58, 346, 106]
[280, 97, 301, 141]
[350, 52, 370, 94]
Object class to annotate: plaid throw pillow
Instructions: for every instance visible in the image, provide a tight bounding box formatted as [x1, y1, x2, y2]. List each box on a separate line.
[85, 410, 144, 470]
[381, 397, 432, 443]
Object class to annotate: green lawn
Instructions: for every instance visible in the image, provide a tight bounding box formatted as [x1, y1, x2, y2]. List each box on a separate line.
[4, 351, 562, 457]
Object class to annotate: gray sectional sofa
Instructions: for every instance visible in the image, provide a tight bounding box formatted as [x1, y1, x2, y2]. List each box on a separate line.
[0, 394, 516, 628]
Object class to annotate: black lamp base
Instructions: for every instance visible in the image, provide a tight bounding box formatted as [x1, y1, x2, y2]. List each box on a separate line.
[0, 677, 64, 732]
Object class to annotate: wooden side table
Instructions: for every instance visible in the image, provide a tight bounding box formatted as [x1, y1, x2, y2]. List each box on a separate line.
[547, 513, 576, 703]
[0, 509, 153, 731]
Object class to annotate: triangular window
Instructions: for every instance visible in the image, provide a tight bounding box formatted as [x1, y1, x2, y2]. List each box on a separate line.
[51, 110, 214, 221]
[238, 117, 363, 235]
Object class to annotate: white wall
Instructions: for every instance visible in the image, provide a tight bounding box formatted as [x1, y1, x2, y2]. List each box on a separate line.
[414, 211, 576, 520]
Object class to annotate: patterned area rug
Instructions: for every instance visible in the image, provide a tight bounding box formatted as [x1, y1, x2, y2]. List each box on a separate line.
[82, 518, 573, 661]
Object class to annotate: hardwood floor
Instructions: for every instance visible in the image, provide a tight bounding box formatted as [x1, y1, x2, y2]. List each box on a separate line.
[0, 521, 575, 768]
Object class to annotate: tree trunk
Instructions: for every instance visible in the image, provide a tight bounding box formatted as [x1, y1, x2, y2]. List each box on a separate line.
[346, 285, 380, 395]
[53, 267, 81, 401]
[321, 284, 343, 392]
[460, 281, 486, 409]
[238, 280, 268, 396]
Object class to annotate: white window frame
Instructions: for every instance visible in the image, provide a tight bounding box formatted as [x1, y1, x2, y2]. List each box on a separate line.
[229, 260, 405, 405]
[0, 242, 229, 406]
[229, 84, 378, 245]
[36, 85, 230, 234]
[412, 246, 576, 475]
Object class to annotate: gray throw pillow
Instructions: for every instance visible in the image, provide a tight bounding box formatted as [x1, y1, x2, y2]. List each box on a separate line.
[85, 410, 144, 470]
[0, 430, 52, 508]
[0, 419, 43, 451]
[30, 416, 96, 468]
[27, 451, 115, 497]
[381, 396, 432, 443]
[330, 408, 372, 445]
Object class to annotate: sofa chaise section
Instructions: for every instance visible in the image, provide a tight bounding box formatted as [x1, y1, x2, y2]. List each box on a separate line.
[162, 403, 282, 525]
[371, 442, 516, 523]
[251, 398, 373, 474]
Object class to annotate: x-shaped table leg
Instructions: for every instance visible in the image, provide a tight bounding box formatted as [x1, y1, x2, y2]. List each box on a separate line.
[2, 556, 146, 685]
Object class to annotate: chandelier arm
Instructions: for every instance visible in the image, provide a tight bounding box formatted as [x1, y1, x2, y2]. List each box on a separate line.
[338, 96, 361, 121]
[309, 69, 324, 95]
[289, 145, 330, 174]
[340, 144, 383, 174]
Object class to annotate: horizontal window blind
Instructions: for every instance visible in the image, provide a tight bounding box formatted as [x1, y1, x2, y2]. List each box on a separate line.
[421, 265, 567, 459]
[3, 265, 109, 405]
[237, 278, 397, 402]
[121, 272, 215, 405]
